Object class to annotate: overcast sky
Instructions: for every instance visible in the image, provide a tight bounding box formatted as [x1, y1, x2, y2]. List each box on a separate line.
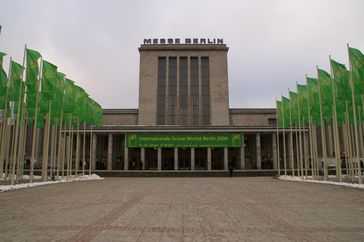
[1, 0, 363, 108]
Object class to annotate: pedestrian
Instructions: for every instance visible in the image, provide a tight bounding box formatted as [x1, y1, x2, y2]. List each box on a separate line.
[229, 163, 234, 177]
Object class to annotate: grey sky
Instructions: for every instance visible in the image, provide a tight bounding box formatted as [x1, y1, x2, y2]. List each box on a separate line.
[1, 0, 363, 108]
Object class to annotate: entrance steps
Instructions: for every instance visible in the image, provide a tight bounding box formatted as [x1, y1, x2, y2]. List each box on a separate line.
[95, 170, 276, 177]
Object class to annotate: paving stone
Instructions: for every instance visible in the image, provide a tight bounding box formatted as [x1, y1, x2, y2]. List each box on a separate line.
[0, 177, 363, 241]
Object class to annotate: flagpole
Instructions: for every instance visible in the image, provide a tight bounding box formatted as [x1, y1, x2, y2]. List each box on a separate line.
[345, 101, 354, 180]
[41, 101, 52, 182]
[276, 98, 281, 176]
[29, 57, 42, 183]
[75, 118, 80, 176]
[317, 66, 329, 181]
[10, 45, 26, 185]
[306, 75, 315, 178]
[56, 111, 63, 180]
[89, 125, 93, 175]
[281, 94, 287, 176]
[329, 56, 343, 182]
[82, 122, 86, 175]
[289, 89, 295, 176]
[297, 82, 304, 178]
[0, 56, 12, 179]
[347, 44, 362, 183]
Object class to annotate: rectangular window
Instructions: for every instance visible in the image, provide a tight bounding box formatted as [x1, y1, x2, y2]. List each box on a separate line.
[157, 57, 166, 125]
[190, 57, 199, 126]
[179, 57, 188, 125]
[167, 57, 177, 125]
[201, 57, 210, 125]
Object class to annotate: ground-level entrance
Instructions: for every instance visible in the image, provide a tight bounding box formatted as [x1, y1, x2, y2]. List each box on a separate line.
[88, 131, 277, 171]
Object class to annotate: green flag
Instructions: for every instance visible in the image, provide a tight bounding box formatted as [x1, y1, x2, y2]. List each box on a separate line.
[282, 96, 290, 128]
[276, 100, 283, 128]
[318, 68, 333, 123]
[0, 52, 6, 67]
[41, 60, 57, 101]
[349, 47, 364, 95]
[8, 61, 24, 101]
[297, 84, 308, 124]
[289, 91, 298, 125]
[25, 48, 42, 95]
[330, 59, 350, 126]
[307, 77, 320, 125]
[0, 52, 7, 96]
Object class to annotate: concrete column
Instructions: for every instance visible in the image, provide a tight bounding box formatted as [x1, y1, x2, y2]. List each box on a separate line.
[92, 133, 97, 171]
[174, 148, 178, 170]
[223, 147, 228, 170]
[191, 148, 195, 170]
[240, 144, 245, 169]
[256, 133, 261, 169]
[141, 147, 145, 170]
[207, 147, 212, 170]
[272, 133, 277, 170]
[157, 148, 162, 171]
[124, 147, 128, 171]
[107, 134, 113, 170]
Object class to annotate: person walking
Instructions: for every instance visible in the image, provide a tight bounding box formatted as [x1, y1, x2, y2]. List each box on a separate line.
[229, 163, 234, 177]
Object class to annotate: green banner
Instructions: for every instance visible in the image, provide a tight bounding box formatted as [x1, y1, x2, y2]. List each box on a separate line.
[127, 133, 242, 148]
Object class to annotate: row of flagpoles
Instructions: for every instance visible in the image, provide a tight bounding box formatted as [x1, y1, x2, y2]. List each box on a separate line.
[0, 46, 103, 185]
[276, 44, 364, 184]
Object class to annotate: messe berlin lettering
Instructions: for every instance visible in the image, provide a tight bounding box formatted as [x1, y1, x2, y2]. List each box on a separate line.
[143, 38, 224, 45]
[126, 133, 242, 148]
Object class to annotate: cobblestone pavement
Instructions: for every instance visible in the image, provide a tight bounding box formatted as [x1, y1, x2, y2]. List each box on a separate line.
[0, 177, 363, 242]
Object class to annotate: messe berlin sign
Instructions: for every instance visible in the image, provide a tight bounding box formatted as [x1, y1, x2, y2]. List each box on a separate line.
[126, 133, 242, 148]
[143, 38, 224, 45]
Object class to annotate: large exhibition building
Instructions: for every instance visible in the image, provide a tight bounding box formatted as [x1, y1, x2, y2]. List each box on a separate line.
[91, 38, 277, 173]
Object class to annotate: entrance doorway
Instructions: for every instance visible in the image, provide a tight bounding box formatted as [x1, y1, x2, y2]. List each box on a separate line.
[178, 148, 190, 170]
[162, 148, 174, 170]
[145, 148, 157, 170]
[211, 148, 224, 170]
[195, 148, 207, 170]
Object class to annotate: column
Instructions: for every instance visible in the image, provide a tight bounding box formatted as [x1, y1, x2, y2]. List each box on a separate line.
[174, 148, 178, 170]
[141, 148, 145, 170]
[191, 148, 195, 170]
[207, 148, 212, 170]
[272, 133, 277, 170]
[92, 133, 97, 171]
[224, 147, 228, 170]
[157, 148, 162, 171]
[240, 142, 245, 169]
[124, 147, 128, 171]
[256, 133, 261, 169]
[107, 134, 113, 170]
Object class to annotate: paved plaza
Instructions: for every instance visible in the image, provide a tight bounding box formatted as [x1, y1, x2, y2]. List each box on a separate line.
[0, 177, 363, 241]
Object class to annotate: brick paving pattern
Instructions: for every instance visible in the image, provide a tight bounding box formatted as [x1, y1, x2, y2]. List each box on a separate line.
[0, 177, 363, 241]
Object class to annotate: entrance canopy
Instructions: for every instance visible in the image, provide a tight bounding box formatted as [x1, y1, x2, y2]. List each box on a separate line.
[127, 133, 242, 148]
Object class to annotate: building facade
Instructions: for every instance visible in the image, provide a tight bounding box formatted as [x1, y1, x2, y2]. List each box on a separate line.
[87, 40, 279, 172]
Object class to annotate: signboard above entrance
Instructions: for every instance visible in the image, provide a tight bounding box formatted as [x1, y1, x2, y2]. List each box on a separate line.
[143, 38, 224, 45]
[126, 133, 242, 148]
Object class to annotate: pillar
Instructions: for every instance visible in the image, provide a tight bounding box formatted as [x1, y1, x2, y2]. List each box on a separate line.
[157, 148, 162, 171]
[191, 148, 195, 170]
[141, 147, 145, 170]
[241, 141, 245, 169]
[272, 133, 277, 170]
[224, 147, 228, 170]
[92, 133, 97, 171]
[174, 148, 178, 170]
[107, 134, 113, 170]
[256, 133, 261, 169]
[124, 147, 128, 171]
[207, 147, 212, 170]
